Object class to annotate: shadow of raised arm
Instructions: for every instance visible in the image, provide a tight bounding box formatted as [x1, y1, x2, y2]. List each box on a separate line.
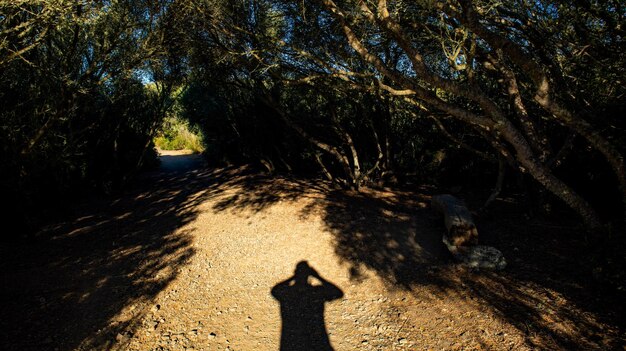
[271, 261, 344, 351]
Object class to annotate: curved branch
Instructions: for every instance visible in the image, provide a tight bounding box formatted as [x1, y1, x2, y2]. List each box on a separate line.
[458, 0, 626, 220]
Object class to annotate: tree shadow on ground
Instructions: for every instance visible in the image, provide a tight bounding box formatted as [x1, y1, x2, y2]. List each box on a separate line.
[0, 155, 224, 351]
[204, 166, 625, 350]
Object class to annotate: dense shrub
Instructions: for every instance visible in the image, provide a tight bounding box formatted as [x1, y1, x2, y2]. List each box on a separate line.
[154, 116, 205, 153]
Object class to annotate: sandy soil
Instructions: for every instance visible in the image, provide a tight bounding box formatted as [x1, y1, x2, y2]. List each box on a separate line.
[1, 152, 624, 350]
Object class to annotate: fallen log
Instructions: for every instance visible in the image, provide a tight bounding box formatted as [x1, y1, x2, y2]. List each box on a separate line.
[431, 194, 506, 270]
[431, 194, 478, 247]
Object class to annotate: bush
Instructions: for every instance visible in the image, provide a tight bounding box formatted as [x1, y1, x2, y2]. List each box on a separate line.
[154, 116, 205, 153]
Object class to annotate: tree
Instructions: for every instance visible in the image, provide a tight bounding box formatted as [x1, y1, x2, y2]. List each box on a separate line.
[0, 0, 176, 232]
[160, 0, 625, 230]
[257, 0, 625, 230]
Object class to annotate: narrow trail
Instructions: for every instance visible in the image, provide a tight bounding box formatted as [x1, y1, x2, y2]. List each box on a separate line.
[0, 151, 623, 350]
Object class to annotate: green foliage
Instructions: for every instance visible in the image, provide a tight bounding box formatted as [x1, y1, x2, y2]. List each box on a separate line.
[154, 116, 205, 153]
[0, 0, 172, 234]
[178, 78, 307, 169]
[164, 0, 625, 227]
[2, 0, 625, 232]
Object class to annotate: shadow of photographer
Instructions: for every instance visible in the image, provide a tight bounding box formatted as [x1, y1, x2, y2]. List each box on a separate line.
[271, 261, 344, 351]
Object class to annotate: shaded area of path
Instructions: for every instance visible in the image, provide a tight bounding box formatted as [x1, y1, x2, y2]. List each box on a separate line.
[156, 149, 206, 173]
[0, 150, 207, 350]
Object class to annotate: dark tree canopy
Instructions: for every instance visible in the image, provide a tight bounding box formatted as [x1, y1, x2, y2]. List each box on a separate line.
[1, 0, 625, 233]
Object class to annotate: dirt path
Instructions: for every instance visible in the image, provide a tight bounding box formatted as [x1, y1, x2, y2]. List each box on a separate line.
[1, 152, 624, 350]
[156, 149, 206, 172]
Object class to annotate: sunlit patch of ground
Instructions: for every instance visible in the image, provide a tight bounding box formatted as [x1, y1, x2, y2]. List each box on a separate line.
[157, 148, 197, 156]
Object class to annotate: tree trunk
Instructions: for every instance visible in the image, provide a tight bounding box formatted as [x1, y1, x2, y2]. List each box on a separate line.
[497, 120, 602, 230]
[431, 194, 479, 247]
[314, 153, 334, 182]
[458, 1, 625, 224]
[260, 94, 356, 188]
[481, 156, 505, 212]
[318, 0, 604, 230]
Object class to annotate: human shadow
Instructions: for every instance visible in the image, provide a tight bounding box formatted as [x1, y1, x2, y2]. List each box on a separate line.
[271, 261, 344, 351]
[203, 166, 625, 350]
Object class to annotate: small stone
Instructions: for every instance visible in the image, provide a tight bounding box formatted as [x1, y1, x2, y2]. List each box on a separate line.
[208, 332, 216, 339]
[398, 338, 407, 344]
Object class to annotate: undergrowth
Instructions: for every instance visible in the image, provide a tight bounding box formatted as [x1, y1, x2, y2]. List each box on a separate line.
[154, 116, 205, 153]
